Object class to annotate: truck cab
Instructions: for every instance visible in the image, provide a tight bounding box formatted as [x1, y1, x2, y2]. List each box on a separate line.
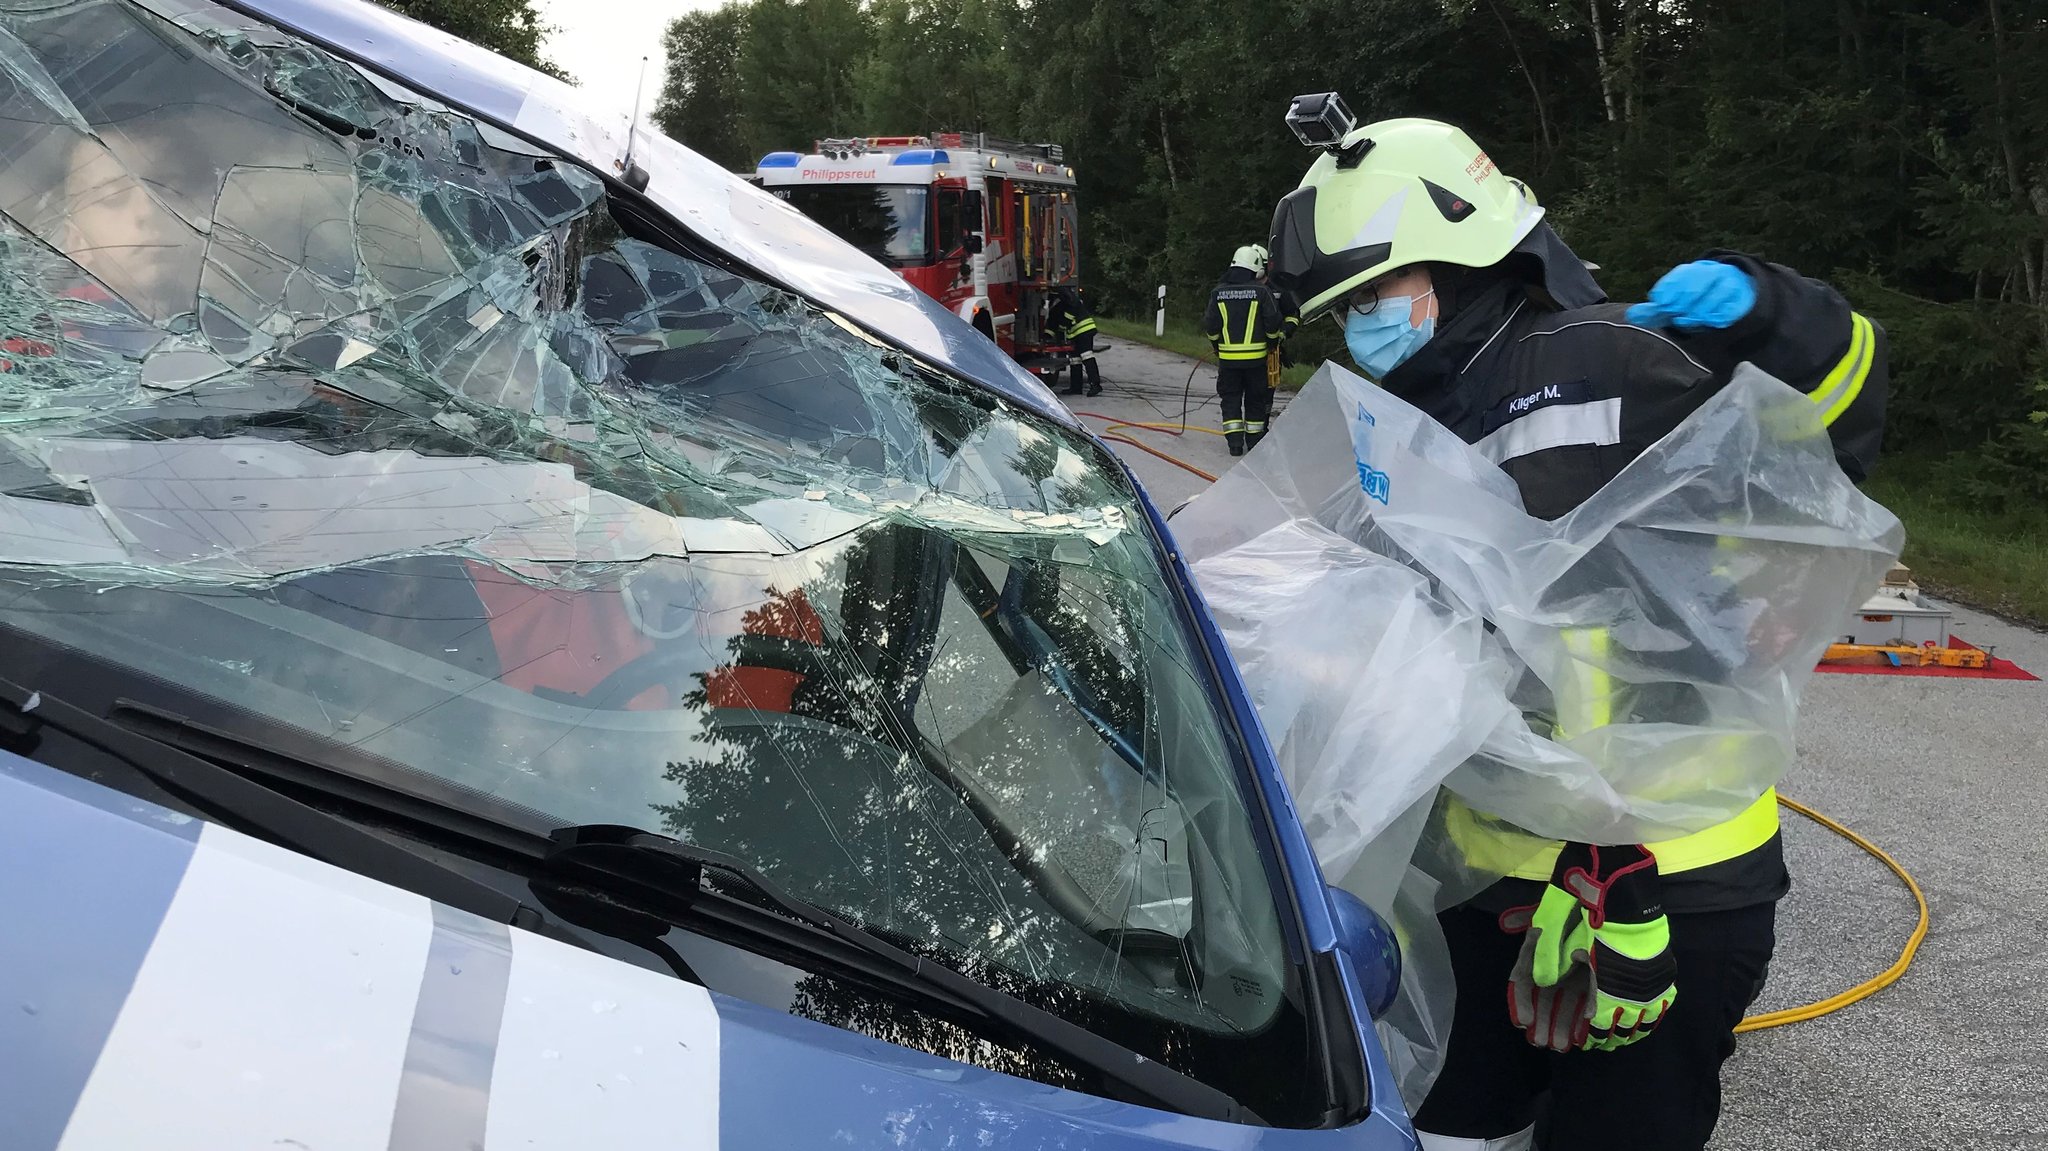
[756, 134, 1084, 381]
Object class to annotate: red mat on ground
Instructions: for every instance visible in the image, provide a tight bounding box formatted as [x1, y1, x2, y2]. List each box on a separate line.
[1815, 638, 2038, 681]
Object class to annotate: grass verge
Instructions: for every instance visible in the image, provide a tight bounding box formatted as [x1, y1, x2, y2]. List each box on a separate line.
[1096, 315, 1321, 389]
[1861, 469, 2048, 629]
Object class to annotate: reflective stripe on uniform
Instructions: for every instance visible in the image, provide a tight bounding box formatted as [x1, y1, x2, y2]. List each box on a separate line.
[1443, 788, 1782, 880]
[1442, 621, 1783, 881]
[1246, 421, 1266, 433]
[1222, 419, 1247, 432]
[1474, 398, 1623, 465]
[1066, 315, 1097, 338]
[1554, 626, 1613, 740]
[1808, 312, 1874, 427]
[1218, 300, 1269, 360]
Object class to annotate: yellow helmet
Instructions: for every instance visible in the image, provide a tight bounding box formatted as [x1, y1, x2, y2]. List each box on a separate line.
[1267, 116, 1544, 322]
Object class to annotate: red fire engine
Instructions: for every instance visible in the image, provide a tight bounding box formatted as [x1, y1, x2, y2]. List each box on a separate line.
[753, 133, 1082, 380]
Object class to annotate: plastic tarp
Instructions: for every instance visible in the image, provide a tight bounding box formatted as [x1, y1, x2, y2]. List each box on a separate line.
[1171, 360, 1903, 1103]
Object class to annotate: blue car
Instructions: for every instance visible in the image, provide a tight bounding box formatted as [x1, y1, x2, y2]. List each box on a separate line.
[0, 1, 1416, 1147]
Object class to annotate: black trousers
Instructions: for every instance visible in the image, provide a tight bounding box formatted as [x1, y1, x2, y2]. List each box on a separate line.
[1215, 360, 1272, 434]
[1065, 331, 1101, 392]
[1413, 901, 1776, 1151]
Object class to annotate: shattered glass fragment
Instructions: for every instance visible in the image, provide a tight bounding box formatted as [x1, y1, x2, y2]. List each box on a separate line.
[0, 491, 129, 566]
[282, 330, 377, 370]
[264, 44, 390, 137]
[139, 347, 232, 390]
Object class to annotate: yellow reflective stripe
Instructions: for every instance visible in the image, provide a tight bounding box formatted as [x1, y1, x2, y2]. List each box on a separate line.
[1555, 627, 1613, 740]
[1222, 418, 1247, 431]
[1809, 312, 1874, 427]
[1439, 794, 1558, 878]
[1067, 316, 1097, 337]
[1481, 789, 1784, 881]
[1218, 301, 1269, 358]
[1646, 788, 1781, 872]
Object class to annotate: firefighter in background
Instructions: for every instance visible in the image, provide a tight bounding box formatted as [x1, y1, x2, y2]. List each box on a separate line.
[1264, 279, 1305, 432]
[1203, 244, 1287, 455]
[1047, 285, 1102, 397]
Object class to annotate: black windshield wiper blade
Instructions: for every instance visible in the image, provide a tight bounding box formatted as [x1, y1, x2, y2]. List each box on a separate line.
[0, 678, 540, 916]
[541, 824, 1264, 1126]
[0, 678, 613, 960]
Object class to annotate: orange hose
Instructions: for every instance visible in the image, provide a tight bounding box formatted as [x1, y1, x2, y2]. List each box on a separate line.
[1074, 411, 1228, 438]
[1099, 432, 1218, 482]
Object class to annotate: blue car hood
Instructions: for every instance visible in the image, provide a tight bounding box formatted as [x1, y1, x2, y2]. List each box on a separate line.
[1, 752, 1417, 1150]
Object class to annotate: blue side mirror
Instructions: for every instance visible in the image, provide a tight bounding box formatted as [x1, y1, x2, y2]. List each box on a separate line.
[1328, 887, 1402, 1020]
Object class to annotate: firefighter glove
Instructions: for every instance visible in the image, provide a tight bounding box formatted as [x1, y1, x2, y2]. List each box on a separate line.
[1503, 900, 1591, 1052]
[1627, 260, 1756, 330]
[1506, 842, 1678, 1052]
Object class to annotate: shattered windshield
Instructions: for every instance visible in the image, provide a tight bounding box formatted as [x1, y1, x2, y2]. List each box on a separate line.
[0, 0, 1315, 1115]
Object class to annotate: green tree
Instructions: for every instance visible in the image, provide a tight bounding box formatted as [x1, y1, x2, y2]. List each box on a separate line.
[857, 0, 1023, 131]
[375, 0, 568, 80]
[653, 4, 751, 170]
[735, 0, 874, 155]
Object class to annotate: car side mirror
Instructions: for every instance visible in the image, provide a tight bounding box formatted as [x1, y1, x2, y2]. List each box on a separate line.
[964, 233, 984, 255]
[1328, 886, 1401, 1020]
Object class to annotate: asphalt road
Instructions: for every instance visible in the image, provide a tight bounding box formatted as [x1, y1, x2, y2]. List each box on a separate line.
[1073, 339, 2048, 1151]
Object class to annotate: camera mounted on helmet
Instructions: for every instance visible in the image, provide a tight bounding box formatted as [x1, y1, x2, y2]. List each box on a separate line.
[1285, 92, 1373, 168]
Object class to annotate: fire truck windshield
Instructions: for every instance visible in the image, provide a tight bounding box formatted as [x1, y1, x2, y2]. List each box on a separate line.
[777, 184, 932, 265]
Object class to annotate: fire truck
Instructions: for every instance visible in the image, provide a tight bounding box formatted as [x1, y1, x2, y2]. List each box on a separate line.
[753, 133, 1083, 380]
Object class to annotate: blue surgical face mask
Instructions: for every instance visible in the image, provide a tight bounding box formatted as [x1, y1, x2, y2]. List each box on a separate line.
[1345, 290, 1437, 379]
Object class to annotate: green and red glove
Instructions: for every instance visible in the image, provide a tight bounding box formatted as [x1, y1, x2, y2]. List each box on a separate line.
[1504, 843, 1678, 1052]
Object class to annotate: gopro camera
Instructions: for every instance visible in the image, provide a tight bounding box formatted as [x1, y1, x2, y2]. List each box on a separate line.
[1285, 92, 1358, 150]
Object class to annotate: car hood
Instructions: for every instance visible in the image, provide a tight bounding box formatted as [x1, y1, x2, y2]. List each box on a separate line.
[1, 750, 1416, 1151]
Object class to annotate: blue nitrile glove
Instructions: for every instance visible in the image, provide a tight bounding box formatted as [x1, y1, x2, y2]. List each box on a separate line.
[1626, 260, 1756, 330]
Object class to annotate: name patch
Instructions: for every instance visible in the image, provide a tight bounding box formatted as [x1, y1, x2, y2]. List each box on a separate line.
[1483, 378, 1593, 435]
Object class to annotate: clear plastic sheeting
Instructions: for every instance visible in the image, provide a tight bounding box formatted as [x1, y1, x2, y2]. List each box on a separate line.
[1175, 359, 1902, 1101]
[1186, 518, 1511, 911]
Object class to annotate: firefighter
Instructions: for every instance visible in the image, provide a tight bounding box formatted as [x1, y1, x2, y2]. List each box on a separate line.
[1047, 285, 1102, 397]
[1265, 280, 1304, 432]
[1265, 112, 1886, 1151]
[1203, 244, 1287, 455]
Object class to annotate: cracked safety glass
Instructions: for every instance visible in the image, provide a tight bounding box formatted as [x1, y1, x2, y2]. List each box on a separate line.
[0, 0, 1319, 1122]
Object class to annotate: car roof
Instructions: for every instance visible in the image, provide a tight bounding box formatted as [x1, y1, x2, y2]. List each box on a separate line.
[226, 0, 1074, 426]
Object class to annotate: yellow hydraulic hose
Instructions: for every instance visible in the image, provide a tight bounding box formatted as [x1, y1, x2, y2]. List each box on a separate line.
[1736, 795, 1929, 1032]
[1093, 427, 1932, 1035]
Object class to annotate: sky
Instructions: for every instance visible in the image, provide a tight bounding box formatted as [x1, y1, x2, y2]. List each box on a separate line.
[535, 0, 720, 127]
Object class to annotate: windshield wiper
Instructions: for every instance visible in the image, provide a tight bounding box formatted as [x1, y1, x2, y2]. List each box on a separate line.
[539, 824, 1264, 1125]
[0, 678, 698, 978]
[71, 699, 1260, 1123]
